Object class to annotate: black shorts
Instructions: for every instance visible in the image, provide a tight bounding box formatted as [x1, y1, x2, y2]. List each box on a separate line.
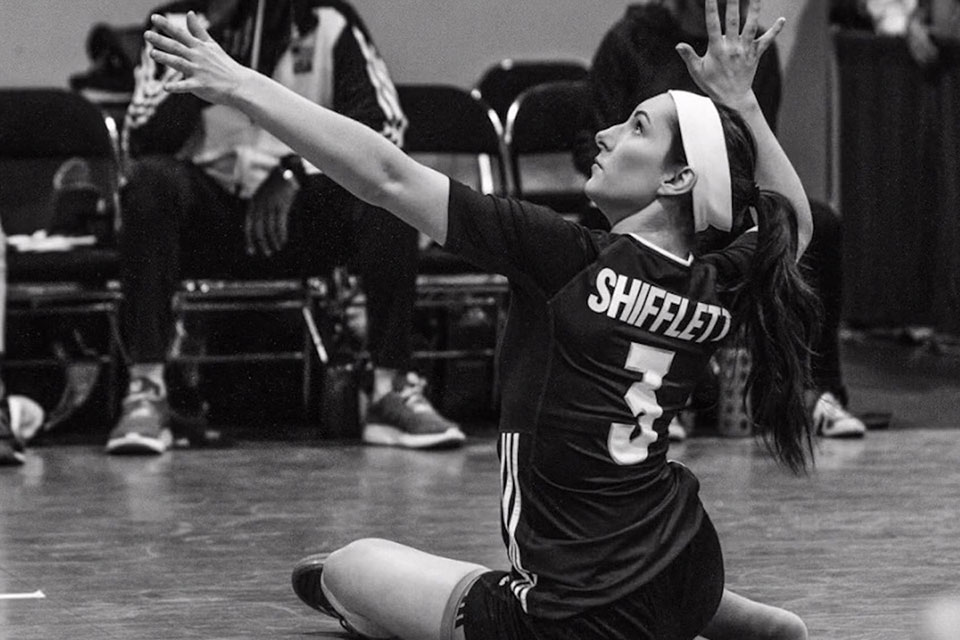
[460, 516, 724, 640]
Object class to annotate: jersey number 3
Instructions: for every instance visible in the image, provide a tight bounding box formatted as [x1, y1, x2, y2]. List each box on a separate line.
[607, 342, 675, 465]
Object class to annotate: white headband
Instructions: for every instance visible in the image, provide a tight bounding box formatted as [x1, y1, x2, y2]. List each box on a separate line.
[668, 90, 732, 232]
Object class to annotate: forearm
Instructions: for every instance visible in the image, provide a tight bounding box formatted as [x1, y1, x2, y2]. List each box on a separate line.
[228, 69, 449, 242]
[734, 92, 812, 256]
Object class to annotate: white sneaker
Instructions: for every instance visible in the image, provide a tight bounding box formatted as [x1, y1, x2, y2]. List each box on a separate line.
[8, 395, 45, 443]
[813, 392, 866, 438]
[667, 416, 687, 442]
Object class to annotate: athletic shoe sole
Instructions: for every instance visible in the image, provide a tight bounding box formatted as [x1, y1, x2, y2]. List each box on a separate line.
[819, 427, 866, 439]
[361, 424, 466, 449]
[105, 429, 173, 455]
[292, 553, 337, 615]
[0, 443, 25, 466]
[292, 553, 373, 637]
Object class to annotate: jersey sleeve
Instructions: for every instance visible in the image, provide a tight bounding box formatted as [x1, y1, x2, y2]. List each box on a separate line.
[443, 180, 598, 297]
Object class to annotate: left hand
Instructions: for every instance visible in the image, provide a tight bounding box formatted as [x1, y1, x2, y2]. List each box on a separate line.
[145, 11, 250, 106]
[245, 169, 298, 257]
[675, 0, 785, 110]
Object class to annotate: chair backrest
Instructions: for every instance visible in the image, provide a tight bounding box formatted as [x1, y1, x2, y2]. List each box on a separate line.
[473, 59, 589, 123]
[0, 88, 121, 237]
[503, 79, 592, 216]
[397, 83, 509, 196]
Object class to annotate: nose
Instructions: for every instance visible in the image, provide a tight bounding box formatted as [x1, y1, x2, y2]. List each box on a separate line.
[595, 124, 615, 152]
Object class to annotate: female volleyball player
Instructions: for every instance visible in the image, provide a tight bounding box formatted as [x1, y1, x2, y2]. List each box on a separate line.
[146, 1, 816, 638]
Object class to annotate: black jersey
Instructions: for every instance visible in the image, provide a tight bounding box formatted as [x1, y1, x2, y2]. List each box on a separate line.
[444, 181, 754, 619]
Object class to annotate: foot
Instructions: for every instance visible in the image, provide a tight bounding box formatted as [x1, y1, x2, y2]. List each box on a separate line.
[0, 395, 45, 466]
[292, 554, 391, 639]
[813, 391, 866, 439]
[362, 373, 466, 449]
[105, 378, 173, 455]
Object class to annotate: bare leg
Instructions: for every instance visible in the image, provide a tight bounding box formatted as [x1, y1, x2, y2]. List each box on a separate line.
[701, 589, 807, 640]
[322, 538, 488, 640]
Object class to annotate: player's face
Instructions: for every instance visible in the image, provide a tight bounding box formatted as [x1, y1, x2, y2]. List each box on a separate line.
[585, 94, 682, 224]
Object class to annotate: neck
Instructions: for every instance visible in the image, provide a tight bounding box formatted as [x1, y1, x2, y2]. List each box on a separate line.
[609, 200, 693, 258]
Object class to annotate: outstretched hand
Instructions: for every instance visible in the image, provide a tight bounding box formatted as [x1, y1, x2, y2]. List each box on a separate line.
[145, 11, 248, 105]
[675, 0, 784, 109]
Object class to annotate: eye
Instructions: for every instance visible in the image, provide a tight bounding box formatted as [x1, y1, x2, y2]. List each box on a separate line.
[633, 116, 644, 133]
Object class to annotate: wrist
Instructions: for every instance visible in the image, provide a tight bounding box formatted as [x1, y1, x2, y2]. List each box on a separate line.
[723, 91, 761, 116]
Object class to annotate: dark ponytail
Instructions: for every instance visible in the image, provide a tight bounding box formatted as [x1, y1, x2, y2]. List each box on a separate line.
[717, 104, 822, 473]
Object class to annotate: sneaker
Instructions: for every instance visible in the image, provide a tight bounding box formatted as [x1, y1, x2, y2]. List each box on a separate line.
[105, 378, 173, 455]
[292, 554, 391, 639]
[362, 373, 466, 449]
[667, 416, 688, 442]
[814, 392, 867, 439]
[0, 399, 25, 466]
[0, 395, 45, 466]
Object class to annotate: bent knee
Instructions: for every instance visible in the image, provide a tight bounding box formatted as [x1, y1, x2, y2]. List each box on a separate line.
[325, 539, 395, 585]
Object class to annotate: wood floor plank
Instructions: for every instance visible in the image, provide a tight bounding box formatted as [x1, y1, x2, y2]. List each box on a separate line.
[1, 429, 958, 639]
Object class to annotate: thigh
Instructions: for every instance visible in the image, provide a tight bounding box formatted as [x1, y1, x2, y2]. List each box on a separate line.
[700, 590, 807, 640]
[283, 174, 356, 276]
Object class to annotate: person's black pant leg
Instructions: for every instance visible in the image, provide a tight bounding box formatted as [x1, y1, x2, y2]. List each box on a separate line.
[802, 200, 846, 403]
[119, 156, 245, 364]
[290, 175, 418, 372]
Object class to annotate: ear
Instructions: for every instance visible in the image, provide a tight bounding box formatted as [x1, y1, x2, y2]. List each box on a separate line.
[657, 165, 697, 197]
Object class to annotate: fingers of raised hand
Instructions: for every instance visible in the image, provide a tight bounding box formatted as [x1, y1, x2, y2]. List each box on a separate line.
[186, 11, 214, 42]
[705, 0, 723, 41]
[150, 13, 194, 45]
[725, 0, 741, 37]
[144, 30, 194, 61]
[147, 49, 193, 77]
[755, 17, 785, 56]
[742, 0, 761, 40]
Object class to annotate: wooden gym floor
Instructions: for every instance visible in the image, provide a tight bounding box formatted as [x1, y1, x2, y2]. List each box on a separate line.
[1, 336, 959, 640]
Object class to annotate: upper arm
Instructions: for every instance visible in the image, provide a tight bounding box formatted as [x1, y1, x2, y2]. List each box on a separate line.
[442, 181, 596, 293]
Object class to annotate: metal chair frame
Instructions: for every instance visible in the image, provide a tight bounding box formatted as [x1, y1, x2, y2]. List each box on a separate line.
[1, 88, 126, 419]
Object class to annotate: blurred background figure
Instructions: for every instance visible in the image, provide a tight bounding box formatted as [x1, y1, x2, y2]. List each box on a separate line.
[111, 0, 465, 456]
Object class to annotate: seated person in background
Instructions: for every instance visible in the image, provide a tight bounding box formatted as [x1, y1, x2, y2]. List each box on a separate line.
[575, 0, 867, 439]
[110, 0, 465, 455]
[853, 0, 960, 67]
[0, 224, 47, 466]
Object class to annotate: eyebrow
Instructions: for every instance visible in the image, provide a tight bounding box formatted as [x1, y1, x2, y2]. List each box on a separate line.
[633, 109, 651, 126]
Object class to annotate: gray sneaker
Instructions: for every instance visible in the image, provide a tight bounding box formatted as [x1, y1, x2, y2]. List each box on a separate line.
[362, 373, 466, 449]
[106, 378, 172, 455]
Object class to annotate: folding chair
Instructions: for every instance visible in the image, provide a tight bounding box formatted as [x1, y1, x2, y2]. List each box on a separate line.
[167, 277, 335, 424]
[0, 88, 125, 425]
[473, 58, 589, 124]
[504, 79, 593, 221]
[395, 83, 511, 415]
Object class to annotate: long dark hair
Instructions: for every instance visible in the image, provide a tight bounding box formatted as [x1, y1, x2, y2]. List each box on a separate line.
[677, 102, 821, 473]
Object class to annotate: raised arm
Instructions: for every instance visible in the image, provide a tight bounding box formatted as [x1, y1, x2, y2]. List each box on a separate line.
[676, 0, 812, 256]
[145, 11, 451, 244]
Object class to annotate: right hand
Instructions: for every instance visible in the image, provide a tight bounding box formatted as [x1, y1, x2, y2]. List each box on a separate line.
[145, 11, 249, 106]
[245, 169, 299, 257]
[675, 0, 785, 110]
